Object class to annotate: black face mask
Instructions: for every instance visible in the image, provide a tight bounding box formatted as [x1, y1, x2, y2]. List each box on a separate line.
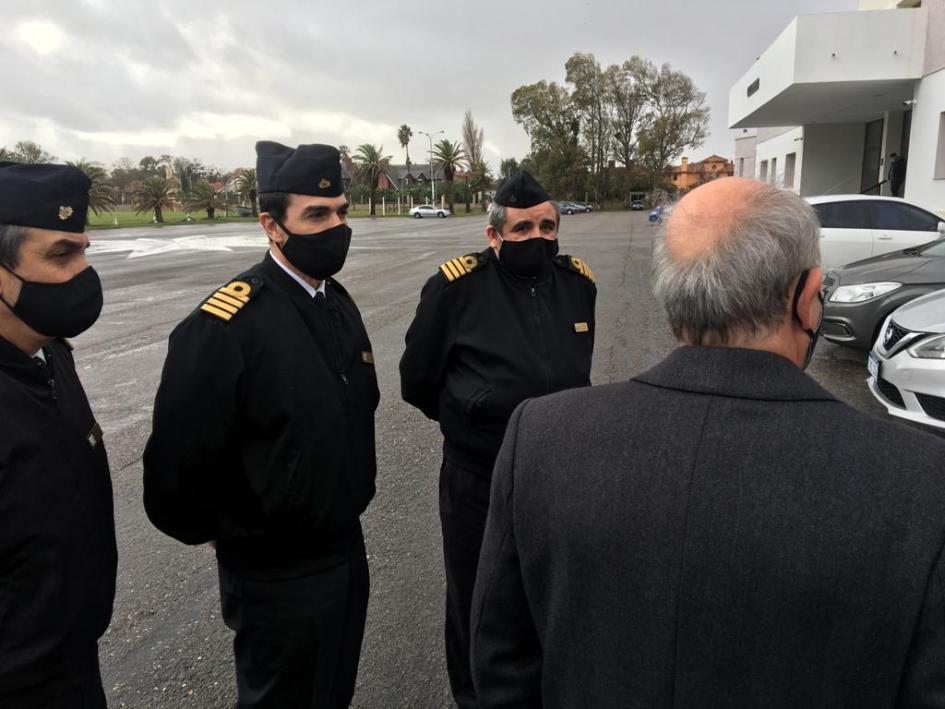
[0, 265, 103, 338]
[792, 268, 824, 370]
[273, 220, 351, 280]
[498, 237, 559, 278]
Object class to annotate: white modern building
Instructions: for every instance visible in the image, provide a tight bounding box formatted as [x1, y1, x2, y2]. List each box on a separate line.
[729, 0, 945, 215]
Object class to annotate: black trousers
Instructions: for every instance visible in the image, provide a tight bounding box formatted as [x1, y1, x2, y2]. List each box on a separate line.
[218, 544, 370, 709]
[0, 648, 106, 709]
[439, 456, 492, 709]
[891, 179, 904, 197]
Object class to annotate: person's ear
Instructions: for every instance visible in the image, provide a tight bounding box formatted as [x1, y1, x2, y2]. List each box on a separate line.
[259, 213, 284, 246]
[795, 266, 824, 332]
[486, 224, 501, 250]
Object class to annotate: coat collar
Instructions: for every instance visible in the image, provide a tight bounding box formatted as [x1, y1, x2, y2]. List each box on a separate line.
[0, 335, 48, 385]
[633, 346, 838, 402]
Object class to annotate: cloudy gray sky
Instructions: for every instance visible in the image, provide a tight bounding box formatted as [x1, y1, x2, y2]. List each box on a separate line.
[2, 0, 857, 172]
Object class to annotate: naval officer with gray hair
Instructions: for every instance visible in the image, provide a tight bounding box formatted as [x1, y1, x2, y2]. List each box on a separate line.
[471, 177, 945, 707]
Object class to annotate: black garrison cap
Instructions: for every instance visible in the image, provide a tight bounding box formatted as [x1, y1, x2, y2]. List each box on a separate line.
[494, 170, 551, 208]
[0, 162, 91, 233]
[256, 141, 344, 197]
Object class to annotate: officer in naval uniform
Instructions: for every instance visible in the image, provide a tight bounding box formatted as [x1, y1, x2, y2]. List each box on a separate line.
[399, 170, 597, 708]
[144, 142, 378, 709]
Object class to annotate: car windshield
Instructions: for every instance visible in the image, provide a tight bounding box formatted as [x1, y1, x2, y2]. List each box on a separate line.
[917, 240, 945, 257]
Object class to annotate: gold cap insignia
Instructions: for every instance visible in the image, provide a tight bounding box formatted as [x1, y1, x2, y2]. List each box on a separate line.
[58, 205, 74, 220]
[318, 179, 331, 189]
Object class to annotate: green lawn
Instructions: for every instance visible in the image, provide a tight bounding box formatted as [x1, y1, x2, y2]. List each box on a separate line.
[87, 204, 487, 229]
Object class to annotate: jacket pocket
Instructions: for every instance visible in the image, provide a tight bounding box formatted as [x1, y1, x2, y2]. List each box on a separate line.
[464, 385, 493, 427]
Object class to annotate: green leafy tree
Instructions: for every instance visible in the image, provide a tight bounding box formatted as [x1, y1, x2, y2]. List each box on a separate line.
[12, 141, 56, 164]
[499, 158, 519, 179]
[235, 169, 258, 216]
[66, 159, 118, 221]
[353, 144, 391, 216]
[184, 180, 223, 219]
[397, 124, 413, 179]
[632, 59, 710, 191]
[109, 157, 139, 205]
[605, 57, 648, 203]
[566, 53, 610, 204]
[431, 139, 466, 214]
[461, 110, 491, 213]
[133, 176, 174, 223]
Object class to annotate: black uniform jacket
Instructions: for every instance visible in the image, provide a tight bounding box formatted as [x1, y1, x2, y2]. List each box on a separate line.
[0, 337, 116, 695]
[400, 247, 596, 475]
[143, 253, 379, 579]
[472, 346, 945, 708]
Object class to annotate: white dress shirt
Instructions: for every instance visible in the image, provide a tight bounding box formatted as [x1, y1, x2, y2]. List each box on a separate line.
[269, 247, 327, 299]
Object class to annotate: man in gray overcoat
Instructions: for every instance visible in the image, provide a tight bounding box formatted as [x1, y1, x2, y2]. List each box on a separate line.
[471, 177, 945, 708]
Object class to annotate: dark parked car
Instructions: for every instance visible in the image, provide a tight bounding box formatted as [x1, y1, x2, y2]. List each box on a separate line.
[822, 238, 945, 350]
[630, 200, 645, 210]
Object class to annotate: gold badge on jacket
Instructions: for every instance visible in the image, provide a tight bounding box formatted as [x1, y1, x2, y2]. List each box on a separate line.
[574, 322, 589, 333]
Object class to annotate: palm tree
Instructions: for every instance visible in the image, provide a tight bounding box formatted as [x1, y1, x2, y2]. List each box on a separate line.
[431, 139, 466, 214]
[133, 176, 174, 223]
[235, 168, 258, 216]
[397, 124, 413, 180]
[66, 159, 118, 221]
[183, 180, 224, 219]
[353, 144, 391, 216]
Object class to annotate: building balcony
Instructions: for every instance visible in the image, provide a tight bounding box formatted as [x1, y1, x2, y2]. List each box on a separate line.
[729, 8, 927, 128]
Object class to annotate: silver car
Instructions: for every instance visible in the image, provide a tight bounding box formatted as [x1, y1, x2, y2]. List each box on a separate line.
[868, 288, 945, 431]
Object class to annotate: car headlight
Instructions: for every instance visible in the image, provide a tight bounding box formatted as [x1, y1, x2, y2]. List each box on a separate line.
[909, 334, 945, 359]
[829, 282, 902, 303]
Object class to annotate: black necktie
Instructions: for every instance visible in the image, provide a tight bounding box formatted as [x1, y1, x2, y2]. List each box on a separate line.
[314, 291, 326, 306]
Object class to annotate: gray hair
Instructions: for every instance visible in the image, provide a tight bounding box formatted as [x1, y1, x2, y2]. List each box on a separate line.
[488, 201, 561, 234]
[0, 224, 28, 270]
[652, 185, 821, 345]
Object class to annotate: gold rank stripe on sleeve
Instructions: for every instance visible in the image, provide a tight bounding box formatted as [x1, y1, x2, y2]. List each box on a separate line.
[200, 280, 253, 321]
[438, 255, 479, 282]
[569, 256, 596, 283]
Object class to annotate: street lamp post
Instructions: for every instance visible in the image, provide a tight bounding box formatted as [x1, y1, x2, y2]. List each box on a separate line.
[419, 129, 444, 205]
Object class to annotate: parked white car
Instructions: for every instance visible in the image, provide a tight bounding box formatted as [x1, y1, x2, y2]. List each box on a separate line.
[409, 204, 451, 218]
[867, 288, 945, 431]
[806, 195, 945, 271]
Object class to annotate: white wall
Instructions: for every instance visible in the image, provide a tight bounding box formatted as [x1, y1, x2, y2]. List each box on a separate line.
[904, 68, 945, 215]
[925, 0, 945, 75]
[755, 127, 805, 191]
[799, 124, 866, 196]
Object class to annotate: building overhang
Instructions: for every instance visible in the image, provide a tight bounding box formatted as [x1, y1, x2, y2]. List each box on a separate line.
[729, 8, 926, 129]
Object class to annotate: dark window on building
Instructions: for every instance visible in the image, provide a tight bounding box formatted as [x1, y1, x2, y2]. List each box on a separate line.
[747, 78, 760, 97]
[812, 201, 870, 229]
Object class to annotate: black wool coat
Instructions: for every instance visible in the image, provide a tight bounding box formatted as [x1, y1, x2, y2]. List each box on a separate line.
[472, 346, 945, 708]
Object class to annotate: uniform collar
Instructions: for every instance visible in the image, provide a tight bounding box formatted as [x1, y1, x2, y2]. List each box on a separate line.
[260, 251, 331, 305]
[267, 247, 326, 299]
[0, 334, 48, 384]
[633, 346, 838, 402]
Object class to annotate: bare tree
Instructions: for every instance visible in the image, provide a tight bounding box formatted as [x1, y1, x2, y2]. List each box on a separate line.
[462, 110, 488, 213]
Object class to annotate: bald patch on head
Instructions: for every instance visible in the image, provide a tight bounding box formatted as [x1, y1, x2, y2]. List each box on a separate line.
[664, 177, 769, 260]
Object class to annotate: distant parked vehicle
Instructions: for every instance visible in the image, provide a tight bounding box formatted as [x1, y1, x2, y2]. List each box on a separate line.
[571, 201, 593, 213]
[556, 201, 583, 216]
[630, 200, 645, 210]
[409, 204, 450, 218]
[806, 194, 945, 271]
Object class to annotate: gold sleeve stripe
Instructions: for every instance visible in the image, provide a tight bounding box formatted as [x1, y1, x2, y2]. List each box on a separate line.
[213, 291, 246, 309]
[200, 303, 233, 320]
[451, 258, 468, 275]
[440, 263, 457, 281]
[206, 297, 240, 314]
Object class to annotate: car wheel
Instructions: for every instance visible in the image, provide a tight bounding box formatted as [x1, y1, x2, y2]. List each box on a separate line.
[414, 212, 422, 219]
[437, 212, 445, 218]
[566, 209, 573, 215]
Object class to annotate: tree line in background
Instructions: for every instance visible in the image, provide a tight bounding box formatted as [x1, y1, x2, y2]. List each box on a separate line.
[511, 52, 710, 204]
[0, 108, 496, 223]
